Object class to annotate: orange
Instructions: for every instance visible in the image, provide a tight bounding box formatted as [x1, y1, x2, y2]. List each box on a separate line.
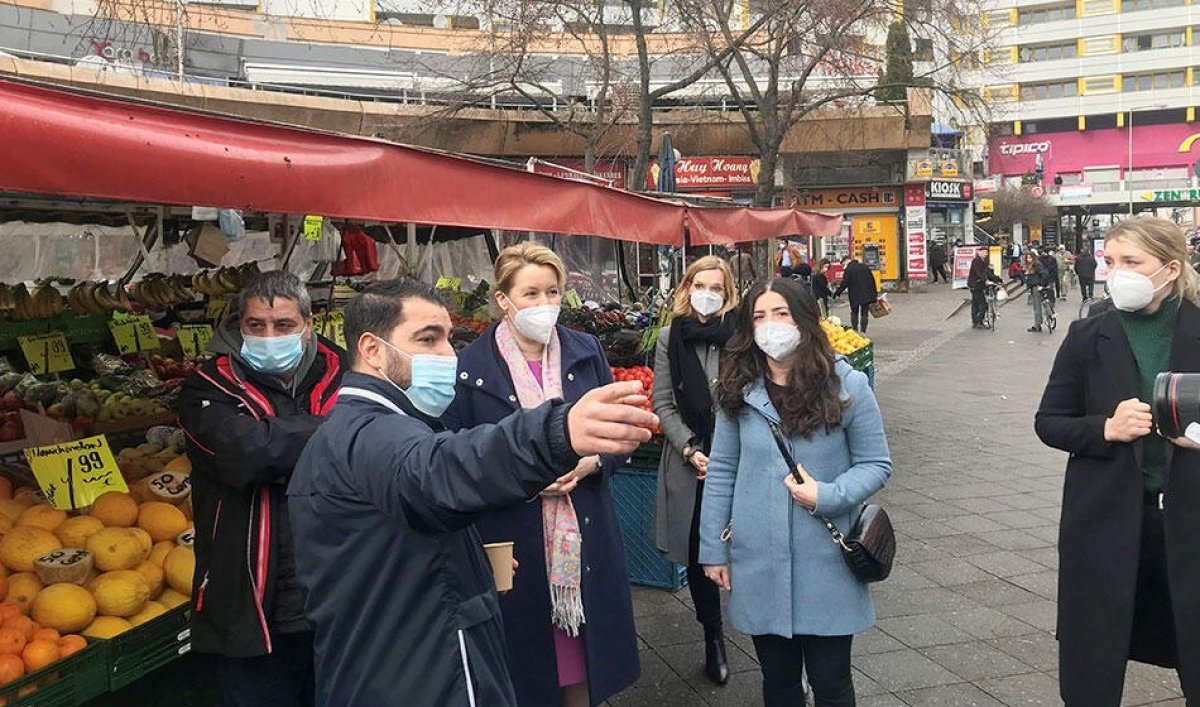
[0, 604, 21, 624]
[137, 503, 189, 543]
[88, 493, 139, 528]
[58, 635, 85, 658]
[2, 616, 34, 642]
[0, 629, 24, 656]
[21, 639, 59, 673]
[0, 653, 23, 684]
[29, 628, 57, 644]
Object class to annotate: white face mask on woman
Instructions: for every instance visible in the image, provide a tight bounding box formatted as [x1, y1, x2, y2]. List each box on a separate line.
[1108, 263, 1172, 312]
[510, 304, 561, 344]
[690, 290, 724, 317]
[754, 322, 802, 361]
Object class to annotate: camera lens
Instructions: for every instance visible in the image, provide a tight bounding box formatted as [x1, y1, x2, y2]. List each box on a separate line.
[1154, 372, 1200, 439]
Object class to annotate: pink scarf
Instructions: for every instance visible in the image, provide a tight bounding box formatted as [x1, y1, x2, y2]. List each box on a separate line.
[494, 322, 586, 636]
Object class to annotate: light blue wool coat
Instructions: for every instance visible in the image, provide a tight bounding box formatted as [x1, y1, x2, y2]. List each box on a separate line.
[698, 360, 893, 638]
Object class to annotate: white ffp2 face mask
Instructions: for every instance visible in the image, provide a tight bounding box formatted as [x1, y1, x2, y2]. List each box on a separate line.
[690, 290, 724, 317]
[1108, 263, 1171, 312]
[755, 322, 802, 361]
[512, 304, 561, 344]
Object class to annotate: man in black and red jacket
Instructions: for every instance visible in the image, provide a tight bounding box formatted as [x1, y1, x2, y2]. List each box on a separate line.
[178, 271, 344, 706]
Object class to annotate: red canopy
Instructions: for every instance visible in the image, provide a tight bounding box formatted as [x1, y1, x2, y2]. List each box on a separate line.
[0, 79, 840, 245]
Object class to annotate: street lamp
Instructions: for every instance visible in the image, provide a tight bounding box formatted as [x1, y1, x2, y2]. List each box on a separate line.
[1127, 102, 1169, 215]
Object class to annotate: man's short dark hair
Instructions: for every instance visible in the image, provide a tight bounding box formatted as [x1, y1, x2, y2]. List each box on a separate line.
[239, 270, 312, 319]
[343, 279, 444, 365]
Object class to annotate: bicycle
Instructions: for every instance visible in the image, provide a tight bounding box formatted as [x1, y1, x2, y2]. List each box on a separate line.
[1078, 293, 1109, 320]
[1036, 285, 1057, 334]
[984, 282, 1001, 332]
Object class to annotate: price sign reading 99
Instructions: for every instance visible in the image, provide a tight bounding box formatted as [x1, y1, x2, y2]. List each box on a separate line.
[24, 436, 129, 510]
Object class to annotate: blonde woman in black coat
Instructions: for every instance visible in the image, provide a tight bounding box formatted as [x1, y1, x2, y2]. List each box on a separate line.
[1036, 217, 1200, 706]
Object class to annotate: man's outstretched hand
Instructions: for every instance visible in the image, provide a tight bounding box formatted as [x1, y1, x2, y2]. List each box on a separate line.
[567, 381, 659, 456]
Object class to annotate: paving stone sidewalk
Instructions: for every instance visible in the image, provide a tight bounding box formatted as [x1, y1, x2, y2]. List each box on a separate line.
[612, 283, 1186, 707]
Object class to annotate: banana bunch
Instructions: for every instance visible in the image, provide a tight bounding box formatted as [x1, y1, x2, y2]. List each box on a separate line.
[131, 274, 195, 310]
[1, 284, 65, 320]
[66, 282, 134, 317]
[192, 263, 262, 297]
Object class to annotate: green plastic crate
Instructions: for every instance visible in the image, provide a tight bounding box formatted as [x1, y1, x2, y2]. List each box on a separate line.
[847, 341, 874, 371]
[0, 639, 108, 707]
[626, 438, 664, 471]
[106, 606, 192, 690]
[612, 467, 687, 591]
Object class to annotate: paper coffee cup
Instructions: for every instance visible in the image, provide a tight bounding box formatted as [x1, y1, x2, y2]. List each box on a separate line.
[483, 542, 515, 592]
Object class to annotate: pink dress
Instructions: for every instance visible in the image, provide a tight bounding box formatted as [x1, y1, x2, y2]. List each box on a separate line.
[528, 360, 588, 687]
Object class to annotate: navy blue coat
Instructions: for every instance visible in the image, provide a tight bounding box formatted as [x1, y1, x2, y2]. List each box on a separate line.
[443, 324, 640, 706]
[289, 373, 580, 706]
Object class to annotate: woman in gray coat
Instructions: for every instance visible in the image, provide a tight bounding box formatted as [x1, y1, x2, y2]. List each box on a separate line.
[700, 278, 892, 707]
[651, 256, 739, 685]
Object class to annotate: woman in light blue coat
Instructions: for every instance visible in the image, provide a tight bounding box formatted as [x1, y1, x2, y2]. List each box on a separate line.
[699, 277, 892, 707]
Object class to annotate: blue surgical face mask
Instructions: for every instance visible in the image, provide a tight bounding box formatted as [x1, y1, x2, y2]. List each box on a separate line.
[374, 336, 458, 417]
[241, 329, 306, 374]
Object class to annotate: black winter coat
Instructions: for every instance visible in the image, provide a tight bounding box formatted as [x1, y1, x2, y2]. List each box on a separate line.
[967, 256, 1001, 291]
[177, 339, 343, 657]
[289, 373, 580, 706]
[1074, 253, 1098, 280]
[1035, 301, 1200, 705]
[443, 324, 640, 706]
[834, 260, 878, 307]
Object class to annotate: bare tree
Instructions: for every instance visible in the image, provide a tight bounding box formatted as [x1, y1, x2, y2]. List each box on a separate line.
[979, 186, 1058, 238]
[674, 0, 999, 206]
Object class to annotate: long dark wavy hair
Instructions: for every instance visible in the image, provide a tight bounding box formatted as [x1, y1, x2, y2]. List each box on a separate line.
[716, 278, 848, 437]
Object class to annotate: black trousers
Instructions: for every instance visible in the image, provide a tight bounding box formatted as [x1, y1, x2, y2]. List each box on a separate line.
[687, 479, 723, 635]
[752, 634, 855, 707]
[930, 265, 945, 283]
[970, 288, 987, 326]
[850, 304, 870, 333]
[216, 631, 316, 707]
[1079, 276, 1095, 300]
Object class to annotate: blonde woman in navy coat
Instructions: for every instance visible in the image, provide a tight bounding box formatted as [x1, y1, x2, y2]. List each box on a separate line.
[700, 278, 892, 707]
[443, 243, 639, 707]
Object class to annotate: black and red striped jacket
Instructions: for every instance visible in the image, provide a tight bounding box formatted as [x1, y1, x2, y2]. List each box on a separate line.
[177, 338, 343, 658]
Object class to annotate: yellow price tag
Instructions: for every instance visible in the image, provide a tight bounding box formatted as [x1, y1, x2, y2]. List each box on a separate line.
[312, 310, 346, 349]
[304, 215, 324, 241]
[175, 324, 215, 359]
[435, 277, 461, 291]
[564, 289, 583, 309]
[23, 435, 128, 510]
[207, 297, 231, 323]
[108, 315, 159, 355]
[18, 333, 74, 375]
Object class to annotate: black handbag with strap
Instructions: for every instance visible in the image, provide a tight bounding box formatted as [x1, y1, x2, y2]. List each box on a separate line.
[766, 419, 895, 583]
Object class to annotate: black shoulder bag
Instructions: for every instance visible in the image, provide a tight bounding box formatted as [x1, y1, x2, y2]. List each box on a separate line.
[766, 419, 895, 583]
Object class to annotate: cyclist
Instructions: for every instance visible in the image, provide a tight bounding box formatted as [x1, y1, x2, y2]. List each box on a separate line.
[968, 245, 1003, 329]
[1028, 251, 1055, 332]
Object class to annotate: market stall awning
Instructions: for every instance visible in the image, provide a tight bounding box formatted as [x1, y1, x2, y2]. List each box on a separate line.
[687, 206, 843, 245]
[0, 79, 687, 245]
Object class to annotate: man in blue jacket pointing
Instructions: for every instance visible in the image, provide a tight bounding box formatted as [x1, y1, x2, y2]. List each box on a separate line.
[288, 279, 656, 707]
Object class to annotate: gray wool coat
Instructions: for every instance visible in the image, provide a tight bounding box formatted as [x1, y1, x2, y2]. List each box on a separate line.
[651, 325, 724, 564]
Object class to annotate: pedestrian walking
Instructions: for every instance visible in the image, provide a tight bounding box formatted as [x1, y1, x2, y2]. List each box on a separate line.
[776, 239, 805, 279]
[177, 271, 346, 707]
[833, 255, 878, 334]
[1074, 248, 1097, 301]
[288, 279, 656, 707]
[928, 242, 948, 283]
[443, 243, 640, 707]
[1035, 217, 1200, 707]
[699, 277, 892, 707]
[1055, 245, 1071, 299]
[811, 259, 832, 318]
[1026, 252, 1053, 332]
[968, 245, 1003, 329]
[729, 245, 756, 294]
[650, 256, 738, 686]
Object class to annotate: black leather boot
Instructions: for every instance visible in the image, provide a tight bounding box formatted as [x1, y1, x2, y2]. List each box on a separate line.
[704, 630, 730, 685]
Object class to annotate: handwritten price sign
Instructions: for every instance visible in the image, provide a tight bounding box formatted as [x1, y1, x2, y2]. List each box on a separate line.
[109, 315, 159, 354]
[304, 215, 324, 241]
[175, 324, 214, 359]
[24, 435, 128, 510]
[312, 310, 346, 349]
[18, 333, 74, 375]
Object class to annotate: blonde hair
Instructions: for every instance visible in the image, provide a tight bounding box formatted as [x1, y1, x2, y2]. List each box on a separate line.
[672, 256, 739, 318]
[1105, 217, 1199, 305]
[494, 242, 567, 295]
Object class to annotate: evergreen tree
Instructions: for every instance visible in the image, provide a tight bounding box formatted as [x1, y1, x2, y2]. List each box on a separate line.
[877, 21, 914, 102]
